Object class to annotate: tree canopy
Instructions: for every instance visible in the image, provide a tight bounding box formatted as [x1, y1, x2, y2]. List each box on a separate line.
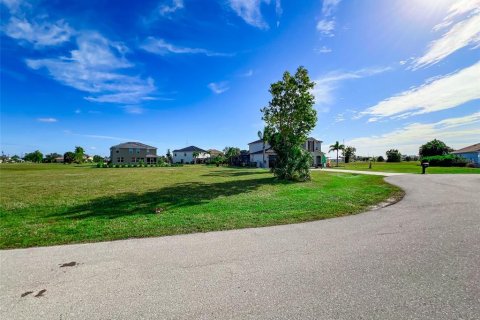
[419, 139, 453, 157]
[261, 66, 317, 181]
[24, 150, 43, 163]
[386, 149, 402, 162]
[329, 141, 345, 167]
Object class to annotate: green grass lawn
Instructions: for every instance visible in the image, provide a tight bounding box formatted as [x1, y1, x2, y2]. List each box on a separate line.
[0, 164, 403, 249]
[331, 161, 479, 174]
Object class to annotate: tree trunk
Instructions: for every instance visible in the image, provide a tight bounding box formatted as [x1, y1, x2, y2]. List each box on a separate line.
[336, 150, 339, 167]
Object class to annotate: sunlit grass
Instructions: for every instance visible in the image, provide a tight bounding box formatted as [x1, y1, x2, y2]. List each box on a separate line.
[0, 164, 402, 248]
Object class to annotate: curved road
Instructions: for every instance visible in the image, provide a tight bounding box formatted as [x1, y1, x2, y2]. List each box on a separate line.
[1, 174, 479, 319]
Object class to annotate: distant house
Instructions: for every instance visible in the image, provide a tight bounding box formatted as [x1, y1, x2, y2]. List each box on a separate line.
[451, 143, 480, 167]
[207, 149, 223, 158]
[110, 142, 158, 165]
[249, 137, 324, 168]
[54, 156, 64, 163]
[173, 146, 210, 164]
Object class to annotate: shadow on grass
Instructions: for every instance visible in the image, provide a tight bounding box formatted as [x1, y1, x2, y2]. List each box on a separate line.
[52, 176, 286, 220]
[201, 169, 268, 177]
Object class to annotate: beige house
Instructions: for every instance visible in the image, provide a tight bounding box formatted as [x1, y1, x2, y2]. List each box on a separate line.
[249, 137, 324, 168]
[110, 142, 158, 165]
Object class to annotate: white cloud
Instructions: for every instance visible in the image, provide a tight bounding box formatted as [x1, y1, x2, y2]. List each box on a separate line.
[26, 32, 156, 104]
[208, 81, 229, 94]
[362, 61, 480, 121]
[314, 45, 332, 53]
[275, 0, 282, 26]
[37, 117, 57, 122]
[4, 17, 73, 47]
[412, 0, 480, 69]
[316, 0, 341, 37]
[347, 112, 480, 156]
[140, 37, 232, 57]
[158, 0, 184, 16]
[228, 0, 270, 29]
[313, 67, 391, 106]
[241, 69, 254, 77]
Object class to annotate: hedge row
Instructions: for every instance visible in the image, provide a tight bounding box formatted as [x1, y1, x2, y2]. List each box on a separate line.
[421, 154, 469, 167]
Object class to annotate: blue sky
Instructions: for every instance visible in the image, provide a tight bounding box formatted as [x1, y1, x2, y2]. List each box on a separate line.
[1, 0, 479, 157]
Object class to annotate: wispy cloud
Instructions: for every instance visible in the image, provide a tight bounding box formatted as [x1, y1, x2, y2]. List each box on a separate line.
[317, 0, 341, 37]
[158, 0, 184, 16]
[411, 0, 480, 69]
[313, 66, 391, 106]
[314, 45, 332, 53]
[348, 112, 480, 156]
[37, 117, 58, 123]
[240, 69, 254, 77]
[208, 81, 229, 94]
[1, 0, 73, 48]
[275, 0, 283, 27]
[140, 37, 232, 57]
[26, 32, 156, 104]
[362, 61, 480, 122]
[228, 0, 270, 29]
[3, 17, 74, 47]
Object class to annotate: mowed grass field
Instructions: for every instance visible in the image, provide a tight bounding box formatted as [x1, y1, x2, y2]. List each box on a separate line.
[0, 164, 403, 249]
[331, 161, 479, 174]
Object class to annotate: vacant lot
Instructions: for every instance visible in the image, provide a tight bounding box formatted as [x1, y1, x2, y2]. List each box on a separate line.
[0, 164, 402, 249]
[331, 161, 479, 174]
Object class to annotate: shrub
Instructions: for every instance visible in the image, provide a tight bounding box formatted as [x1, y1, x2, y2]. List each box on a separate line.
[421, 154, 469, 167]
[96, 163, 102, 168]
[386, 149, 401, 162]
[377, 156, 385, 162]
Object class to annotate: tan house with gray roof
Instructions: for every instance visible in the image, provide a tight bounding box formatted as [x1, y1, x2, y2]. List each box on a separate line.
[110, 142, 157, 165]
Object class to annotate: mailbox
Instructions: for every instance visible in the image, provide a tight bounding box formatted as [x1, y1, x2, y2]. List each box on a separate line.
[421, 161, 429, 174]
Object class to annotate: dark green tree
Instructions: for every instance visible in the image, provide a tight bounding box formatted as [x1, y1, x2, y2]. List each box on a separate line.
[223, 147, 240, 166]
[93, 155, 104, 163]
[419, 139, 453, 157]
[342, 146, 356, 163]
[377, 156, 385, 162]
[64, 151, 75, 164]
[74, 146, 85, 163]
[44, 152, 61, 163]
[261, 66, 317, 181]
[386, 149, 402, 162]
[24, 150, 43, 163]
[329, 141, 345, 167]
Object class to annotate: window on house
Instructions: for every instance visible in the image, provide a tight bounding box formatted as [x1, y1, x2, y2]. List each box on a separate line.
[136, 148, 140, 154]
[129, 148, 133, 154]
[117, 157, 124, 163]
[132, 157, 136, 163]
[184, 153, 187, 156]
[146, 149, 150, 154]
[116, 149, 119, 153]
[174, 153, 177, 157]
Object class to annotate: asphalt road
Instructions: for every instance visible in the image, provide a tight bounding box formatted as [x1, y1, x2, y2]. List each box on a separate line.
[1, 174, 479, 319]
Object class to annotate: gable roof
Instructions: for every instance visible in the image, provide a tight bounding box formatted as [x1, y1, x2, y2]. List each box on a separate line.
[208, 149, 223, 154]
[452, 143, 480, 154]
[111, 142, 156, 149]
[248, 139, 264, 144]
[173, 146, 207, 153]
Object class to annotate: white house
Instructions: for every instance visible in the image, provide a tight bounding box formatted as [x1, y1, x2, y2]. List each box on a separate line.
[172, 146, 210, 164]
[249, 137, 324, 168]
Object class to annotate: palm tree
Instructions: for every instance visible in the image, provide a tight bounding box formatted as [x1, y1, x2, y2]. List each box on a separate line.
[192, 151, 199, 164]
[329, 141, 345, 167]
[258, 129, 266, 168]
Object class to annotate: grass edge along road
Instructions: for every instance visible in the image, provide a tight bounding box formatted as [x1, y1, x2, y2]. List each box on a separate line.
[0, 164, 403, 249]
[330, 161, 479, 174]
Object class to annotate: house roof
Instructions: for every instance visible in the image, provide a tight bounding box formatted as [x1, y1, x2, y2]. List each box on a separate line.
[248, 139, 262, 145]
[208, 149, 222, 154]
[172, 146, 207, 153]
[110, 142, 157, 149]
[452, 143, 480, 154]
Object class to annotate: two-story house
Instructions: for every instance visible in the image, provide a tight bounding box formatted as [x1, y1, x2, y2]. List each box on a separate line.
[172, 146, 210, 164]
[249, 137, 324, 168]
[110, 142, 158, 165]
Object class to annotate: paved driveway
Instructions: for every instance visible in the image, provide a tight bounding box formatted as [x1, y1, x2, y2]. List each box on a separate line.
[1, 174, 479, 319]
